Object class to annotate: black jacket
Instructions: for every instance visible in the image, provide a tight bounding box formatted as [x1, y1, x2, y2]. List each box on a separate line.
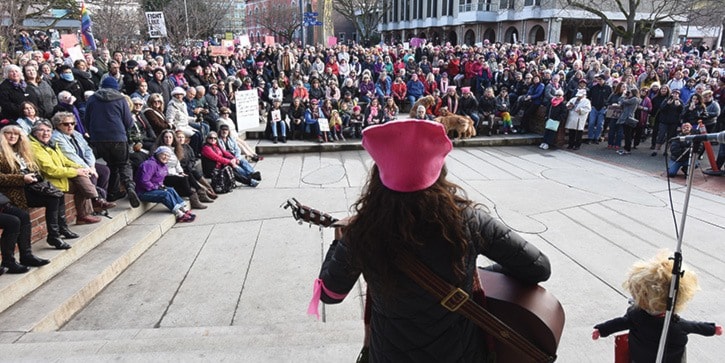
[319, 208, 551, 363]
[595, 307, 717, 363]
[0, 79, 31, 121]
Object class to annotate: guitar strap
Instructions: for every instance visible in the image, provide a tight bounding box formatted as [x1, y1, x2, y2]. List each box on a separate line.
[397, 252, 554, 363]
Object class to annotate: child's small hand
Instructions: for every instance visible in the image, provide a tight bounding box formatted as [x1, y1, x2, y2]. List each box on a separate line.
[592, 329, 601, 340]
[716, 325, 723, 336]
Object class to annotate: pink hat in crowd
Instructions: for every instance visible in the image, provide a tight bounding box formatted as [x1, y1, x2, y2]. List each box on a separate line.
[461, 87, 471, 94]
[362, 119, 452, 192]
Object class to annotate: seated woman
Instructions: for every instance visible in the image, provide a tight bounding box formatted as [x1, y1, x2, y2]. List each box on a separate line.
[166, 87, 202, 153]
[175, 130, 217, 200]
[216, 107, 263, 162]
[50, 112, 115, 213]
[0, 125, 75, 250]
[143, 93, 173, 136]
[134, 146, 196, 223]
[153, 130, 212, 210]
[30, 120, 104, 225]
[265, 99, 288, 143]
[129, 97, 157, 152]
[0, 199, 50, 274]
[15, 101, 43, 135]
[200, 132, 260, 187]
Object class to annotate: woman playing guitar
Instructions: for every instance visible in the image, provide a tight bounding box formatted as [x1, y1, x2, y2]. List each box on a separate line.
[304, 119, 555, 362]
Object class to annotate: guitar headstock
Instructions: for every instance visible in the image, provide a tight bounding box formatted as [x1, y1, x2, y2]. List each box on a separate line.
[281, 198, 339, 228]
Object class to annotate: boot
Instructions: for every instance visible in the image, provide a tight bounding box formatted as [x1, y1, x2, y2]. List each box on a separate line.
[1, 232, 29, 274]
[17, 225, 49, 267]
[189, 192, 208, 210]
[47, 212, 72, 250]
[58, 211, 79, 239]
[198, 179, 218, 199]
[197, 188, 214, 203]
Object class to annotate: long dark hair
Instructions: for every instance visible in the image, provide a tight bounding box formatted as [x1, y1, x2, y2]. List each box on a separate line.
[345, 165, 473, 298]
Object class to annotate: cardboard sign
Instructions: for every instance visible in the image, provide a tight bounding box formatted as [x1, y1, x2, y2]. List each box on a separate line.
[66, 45, 84, 62]
[327, 36, 337, 47]
[271, 110, 282, 122]
[60, 34, 79, 50]
[318, 118, 330, 132]
[409, 37, 426, 48]
[145, 12, 168, 38]
[209, 46, 232, 56]
[234, 90, 261, 131]
[264, 36, 275, 46]
[239, 35, 251, 48]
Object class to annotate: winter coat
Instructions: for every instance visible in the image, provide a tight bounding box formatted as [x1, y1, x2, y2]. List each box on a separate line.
[595, 307, 717, 363]
[84, 88, 133, 143]
[135, 157, 168, 194]
[565, 96, 591, 130]
[29, 136, 81, 192]
[318, 207, 550, 363]
[0, 79, 31, 121]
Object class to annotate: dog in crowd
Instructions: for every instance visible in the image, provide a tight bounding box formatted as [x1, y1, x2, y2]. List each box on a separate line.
[434, 114, 476, 139]
[408, 95, 435, 118]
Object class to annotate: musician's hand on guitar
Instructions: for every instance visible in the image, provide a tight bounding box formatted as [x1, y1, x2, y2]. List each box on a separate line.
[333, 216, 354, 240]
[591, 329, 601, 340]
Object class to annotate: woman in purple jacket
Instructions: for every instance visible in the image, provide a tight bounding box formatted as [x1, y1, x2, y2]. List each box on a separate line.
[135, 146, 195, 222]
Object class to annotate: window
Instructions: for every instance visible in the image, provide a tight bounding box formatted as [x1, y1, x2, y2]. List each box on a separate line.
[442, 0, 448, 15]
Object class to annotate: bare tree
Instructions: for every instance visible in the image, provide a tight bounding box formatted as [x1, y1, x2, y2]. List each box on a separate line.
[91, 0, 145, 51]
[563, 0, 688, 44]
[0, 0, 78, 53]
[333, 0, 391, 44]
[255, 3, 303, 43]
[158, 0, 234, 47]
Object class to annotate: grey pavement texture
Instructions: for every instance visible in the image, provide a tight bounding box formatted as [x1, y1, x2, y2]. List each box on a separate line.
[0, 145, 724, 362]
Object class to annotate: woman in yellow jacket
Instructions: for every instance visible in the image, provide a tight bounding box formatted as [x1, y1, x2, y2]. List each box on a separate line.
[29, 120, 102, 227]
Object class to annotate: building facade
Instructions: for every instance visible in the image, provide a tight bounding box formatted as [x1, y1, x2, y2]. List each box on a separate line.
[379, 0, 687, 47]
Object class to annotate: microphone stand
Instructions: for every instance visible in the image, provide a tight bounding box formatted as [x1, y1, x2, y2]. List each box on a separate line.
[655, 140, 700, 362]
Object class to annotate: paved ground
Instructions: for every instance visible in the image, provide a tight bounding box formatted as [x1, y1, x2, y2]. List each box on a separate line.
[1, 143, 724, 362]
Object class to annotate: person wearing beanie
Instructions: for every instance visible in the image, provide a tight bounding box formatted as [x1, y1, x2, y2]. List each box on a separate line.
[85, 69, 141, 208]
[309, 119, 551, 362]
[135, 146, 196, 222]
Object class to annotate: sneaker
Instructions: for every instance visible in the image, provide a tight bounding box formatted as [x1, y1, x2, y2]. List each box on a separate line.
[617, 150, 631, 155]
[651, 151, 657, 157]
[542, 144, 549, 150]
[250, 171, 262, 181]
[176, 213, 195, 223]
[538, 143, 545, 149]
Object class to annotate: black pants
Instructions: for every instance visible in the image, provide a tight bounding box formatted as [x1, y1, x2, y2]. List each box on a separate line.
[92, 142, 134, 196]
[0, 205, 31, 256]
[163, 175, 194, 197]
[568, 129, 583, 148]
[623, 124, 635, 151]
[24, 189, 67, 235]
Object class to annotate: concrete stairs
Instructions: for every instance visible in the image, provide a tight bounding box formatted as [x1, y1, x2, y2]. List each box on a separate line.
[245, 122, 543, 155]
[0, 321, 365, 362]
[0, 201, 176, 336]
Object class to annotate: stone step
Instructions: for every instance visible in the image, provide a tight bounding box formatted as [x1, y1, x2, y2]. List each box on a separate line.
[0, 205, 176, 334]
[1, 321, 365, 361]
[0, 200, 157, 316]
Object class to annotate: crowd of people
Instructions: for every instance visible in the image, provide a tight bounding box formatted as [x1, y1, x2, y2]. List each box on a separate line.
[1, 34, 725, 275]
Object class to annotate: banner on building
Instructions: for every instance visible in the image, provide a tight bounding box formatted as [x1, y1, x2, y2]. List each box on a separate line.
[235, 90, 260, 131]
[145, 12, 168, 38]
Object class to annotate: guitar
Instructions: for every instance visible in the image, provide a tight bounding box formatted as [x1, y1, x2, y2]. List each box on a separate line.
[283, 198, 565, 363]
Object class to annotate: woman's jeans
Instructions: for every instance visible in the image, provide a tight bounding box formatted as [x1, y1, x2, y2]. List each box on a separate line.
[139, 188, 185, 212]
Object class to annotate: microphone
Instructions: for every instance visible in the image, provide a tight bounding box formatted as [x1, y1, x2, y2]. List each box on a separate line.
[674, 131, 725, 143]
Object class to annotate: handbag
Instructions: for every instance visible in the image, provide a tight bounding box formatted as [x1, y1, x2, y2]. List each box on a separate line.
[25, 173, 64, 198]
[545, 119, 560, 131]
[625, 116, 638, 127]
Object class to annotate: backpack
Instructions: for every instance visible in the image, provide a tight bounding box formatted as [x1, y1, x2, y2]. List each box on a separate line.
[210, 165, 236, 194]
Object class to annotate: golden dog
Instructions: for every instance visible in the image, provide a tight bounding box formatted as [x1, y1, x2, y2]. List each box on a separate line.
[434, 114, 476, 139]
[408, 95, 436, 117]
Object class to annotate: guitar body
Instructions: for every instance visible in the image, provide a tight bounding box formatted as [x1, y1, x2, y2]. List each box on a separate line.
[478, 268, 565, 362]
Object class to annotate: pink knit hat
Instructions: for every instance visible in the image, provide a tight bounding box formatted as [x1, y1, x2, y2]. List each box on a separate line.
[362, 119, 452, 192]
